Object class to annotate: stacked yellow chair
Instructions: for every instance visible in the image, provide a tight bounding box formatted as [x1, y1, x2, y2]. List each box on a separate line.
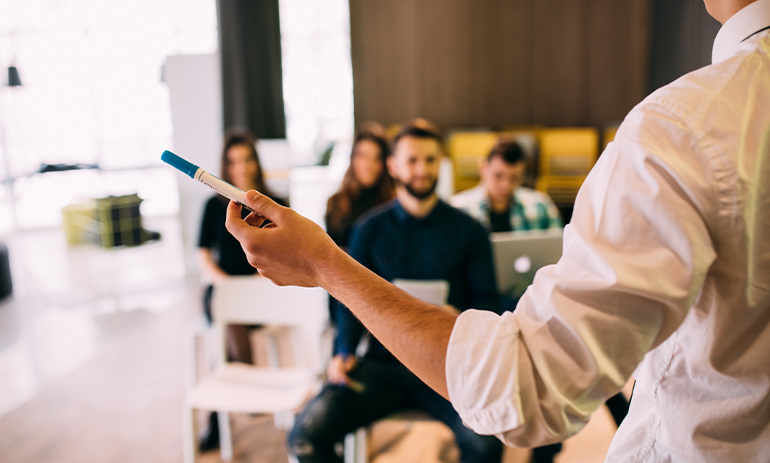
[535, 128, 599, 208]
[603, 125, 619, 150]
[447, 131, 500, 193]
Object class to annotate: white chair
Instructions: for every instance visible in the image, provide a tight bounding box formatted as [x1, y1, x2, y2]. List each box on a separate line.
[183, 276, 329, 463]
[344, 279, 449, 463]
[392, 279, 450, 307]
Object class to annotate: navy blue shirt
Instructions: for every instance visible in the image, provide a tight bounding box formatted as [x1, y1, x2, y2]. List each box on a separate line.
[335, 199, 500, 361]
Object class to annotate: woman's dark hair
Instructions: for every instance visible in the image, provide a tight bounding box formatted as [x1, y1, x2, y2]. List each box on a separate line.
[219, 128, 274, 199]
[325, 125, 394, 231]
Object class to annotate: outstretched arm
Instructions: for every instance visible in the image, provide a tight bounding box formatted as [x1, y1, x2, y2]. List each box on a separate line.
[225, 191, 456, 398]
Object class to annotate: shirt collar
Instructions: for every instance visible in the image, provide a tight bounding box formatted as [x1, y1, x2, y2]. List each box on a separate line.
[712, 0, 770, 64]
[393, 198, 445, 223]
[481, 189, 522, 214]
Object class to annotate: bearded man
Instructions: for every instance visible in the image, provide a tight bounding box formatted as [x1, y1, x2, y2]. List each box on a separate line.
[287, 119, 503, 463]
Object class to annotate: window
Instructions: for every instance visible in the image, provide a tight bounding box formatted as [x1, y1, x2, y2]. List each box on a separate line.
[0, 0, 217, 228]
[279, 0, 354, 163]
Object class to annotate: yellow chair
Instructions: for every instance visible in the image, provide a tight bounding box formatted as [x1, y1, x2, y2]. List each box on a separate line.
[446, 131, 499, 193]
[536, 128, 599, 206]
[603, 125, 619, 150]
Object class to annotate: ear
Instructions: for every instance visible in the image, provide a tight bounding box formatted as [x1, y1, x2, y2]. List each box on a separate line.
[386, 155, 397, 177]
[478, 157, 488, 173]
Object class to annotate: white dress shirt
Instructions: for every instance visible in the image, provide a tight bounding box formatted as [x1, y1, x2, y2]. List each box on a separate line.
[445, 1, 770, 461]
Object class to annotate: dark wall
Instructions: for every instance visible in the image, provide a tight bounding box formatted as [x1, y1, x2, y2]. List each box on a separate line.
[350, 0, 653, 129]
[218, 0, 286, 138]
[648, 0, 720, 92]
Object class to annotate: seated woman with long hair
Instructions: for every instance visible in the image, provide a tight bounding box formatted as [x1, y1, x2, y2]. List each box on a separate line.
[323, 123, 395, 386]
[325, 124, 394, 251]
[196, 127, 285, 450]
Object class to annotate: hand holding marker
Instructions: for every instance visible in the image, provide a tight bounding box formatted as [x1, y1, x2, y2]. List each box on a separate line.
[161, 150, 272, 228]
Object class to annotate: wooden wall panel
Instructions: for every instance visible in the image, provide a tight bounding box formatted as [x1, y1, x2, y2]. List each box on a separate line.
[648, 0, 719, 92]
[586, 0, 652, 125]
[421, 0, 475, 124]
[535, 0, 591, 126]
[350, 0, 652, 129]
[349, 1, 423, 123]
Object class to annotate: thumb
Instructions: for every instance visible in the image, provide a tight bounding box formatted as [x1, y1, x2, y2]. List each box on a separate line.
[243, 190, 283, 221]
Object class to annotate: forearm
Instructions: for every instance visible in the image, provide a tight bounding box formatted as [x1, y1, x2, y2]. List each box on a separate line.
[197, 248, 228, 282]
[332, 299, 364, 355]
[321, 248, 457, 398]
[225, 193, 457, 397]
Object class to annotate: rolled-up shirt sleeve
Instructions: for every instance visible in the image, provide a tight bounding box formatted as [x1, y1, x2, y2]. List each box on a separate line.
[446, 101, 718, 447]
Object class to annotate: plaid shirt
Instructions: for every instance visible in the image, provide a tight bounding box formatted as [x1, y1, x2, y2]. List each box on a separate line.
[450, 184, 563, 232]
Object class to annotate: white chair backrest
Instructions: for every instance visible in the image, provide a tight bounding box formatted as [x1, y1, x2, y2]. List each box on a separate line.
[213, 276, 327, 327]
[392, 279, 450, 306]
[212, 276, 328, 369]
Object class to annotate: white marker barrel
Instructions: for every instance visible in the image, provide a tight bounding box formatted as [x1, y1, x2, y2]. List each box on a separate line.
[194, 169, 254, 212]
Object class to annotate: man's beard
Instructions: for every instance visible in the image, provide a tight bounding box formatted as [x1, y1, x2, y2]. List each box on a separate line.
[398, 177, 438, 200]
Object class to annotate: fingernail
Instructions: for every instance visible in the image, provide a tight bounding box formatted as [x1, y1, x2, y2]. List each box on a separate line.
[247, 190, 257, 201]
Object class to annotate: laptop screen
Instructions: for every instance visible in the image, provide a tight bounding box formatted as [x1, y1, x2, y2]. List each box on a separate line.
[490, 229, 563, 296]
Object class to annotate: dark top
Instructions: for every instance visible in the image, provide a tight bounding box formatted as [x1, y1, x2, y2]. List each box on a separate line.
[489, 208, 513, 233]
[325, 187, 383, 248]
[335, 199, 500, 362]
[325, 187, 388, 327]
[198, 195, 285, 275]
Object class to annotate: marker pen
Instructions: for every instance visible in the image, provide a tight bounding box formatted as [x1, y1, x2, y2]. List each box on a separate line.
[161, 150, 272, 227]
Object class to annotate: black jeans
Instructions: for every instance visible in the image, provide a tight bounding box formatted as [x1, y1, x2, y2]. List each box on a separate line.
[288, 359, 503, 463]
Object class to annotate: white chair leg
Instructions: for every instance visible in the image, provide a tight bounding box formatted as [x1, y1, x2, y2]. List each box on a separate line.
[266, 329, 281, 368]
[344, 427, 368, 463]
[182, 405, 199, 463]
[218, 411, 233, 462]
[184, 327, 197, 388]
[344, 432, 356, 463]
[274, 411, 295, 430]
[291, 326, 309, 368]
[355, 427, 367, 463]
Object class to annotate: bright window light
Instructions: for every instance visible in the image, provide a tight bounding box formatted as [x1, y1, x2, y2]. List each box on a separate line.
[279, 0, 354, 162]
[0, 0, 217, 228]
[0, 0, 217, 174]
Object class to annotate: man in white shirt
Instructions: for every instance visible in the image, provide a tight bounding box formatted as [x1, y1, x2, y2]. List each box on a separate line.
[225, 0, 770, 461]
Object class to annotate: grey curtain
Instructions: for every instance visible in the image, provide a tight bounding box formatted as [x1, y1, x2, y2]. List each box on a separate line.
[648, 0, 721, 92]
[218, 0, 287, 138]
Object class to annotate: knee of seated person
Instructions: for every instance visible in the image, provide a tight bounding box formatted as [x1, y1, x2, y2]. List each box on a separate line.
[287, 393, 337, 456]
[287, 437, 314, 458]
[287, 423, 319, 458]
[455, 432, 503, 462]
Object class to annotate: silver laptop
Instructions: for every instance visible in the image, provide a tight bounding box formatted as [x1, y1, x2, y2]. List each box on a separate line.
[491, 229, 563, 296]
[392, 279, 450, 306]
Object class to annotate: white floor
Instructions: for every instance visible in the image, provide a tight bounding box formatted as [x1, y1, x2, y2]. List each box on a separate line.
[0, 216, 192, 418]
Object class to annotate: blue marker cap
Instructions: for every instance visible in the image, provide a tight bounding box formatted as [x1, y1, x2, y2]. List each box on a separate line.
[161, 150, 200, 178]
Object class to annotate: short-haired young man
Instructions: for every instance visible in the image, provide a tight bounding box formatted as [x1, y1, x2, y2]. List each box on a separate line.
[287, 119, 504, 463]
[451, 140, 629, 462]
[450, 139, 562, 233]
